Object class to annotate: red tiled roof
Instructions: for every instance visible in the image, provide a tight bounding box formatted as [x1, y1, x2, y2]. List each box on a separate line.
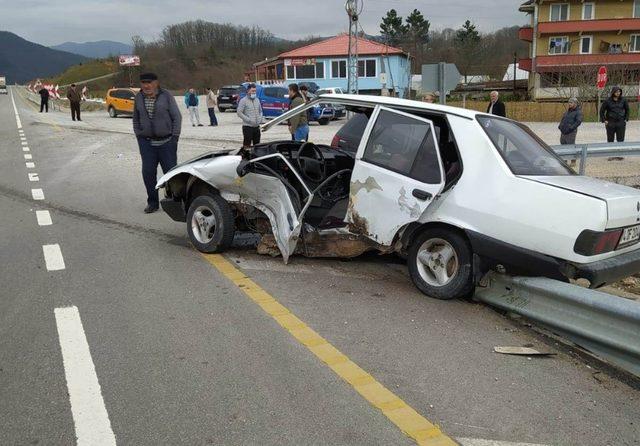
[279, 34, 405, 59]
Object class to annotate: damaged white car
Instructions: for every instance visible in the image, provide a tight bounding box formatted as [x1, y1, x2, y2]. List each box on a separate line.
[157, 94, 640, 300]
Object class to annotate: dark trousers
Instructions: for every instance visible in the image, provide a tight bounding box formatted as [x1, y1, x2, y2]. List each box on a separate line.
[137, 137, 178, 207]
[40, 99, 48, 113]
[242, 126, 261, 147]
[70, 101, 81, 121]
[208, 107, 218, 126]
[606, 120, 626, 142]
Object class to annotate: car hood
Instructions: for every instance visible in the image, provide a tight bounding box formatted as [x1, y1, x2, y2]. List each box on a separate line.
[525, 175, 640, 229]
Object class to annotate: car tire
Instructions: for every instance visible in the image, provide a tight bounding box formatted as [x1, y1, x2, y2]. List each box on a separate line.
[186, 193, 235, 253]
[218, 107, 225, 113]
[318, 118, 330, 126]
[408, 228, 474, 300]
[108, 106, 117, 118]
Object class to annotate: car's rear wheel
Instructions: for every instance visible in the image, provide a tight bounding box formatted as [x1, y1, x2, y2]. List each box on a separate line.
[108, 106, 117, 118]
[218, 107, 225, 113]
[408, 228, 473, 300]
[186, 193, 235, 253]
[318, 118, 330, 126]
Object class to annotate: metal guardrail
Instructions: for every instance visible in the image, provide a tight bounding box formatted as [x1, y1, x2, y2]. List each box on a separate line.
[475, 273, 640, 378]
[551, 142, 640, 175]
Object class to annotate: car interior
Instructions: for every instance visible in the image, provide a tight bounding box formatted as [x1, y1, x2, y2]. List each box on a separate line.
[239, 105, 463, 231]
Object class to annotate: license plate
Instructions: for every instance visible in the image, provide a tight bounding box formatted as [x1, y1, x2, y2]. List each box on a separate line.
[620, 225, 640, 246]
[221, 96, 229, 99]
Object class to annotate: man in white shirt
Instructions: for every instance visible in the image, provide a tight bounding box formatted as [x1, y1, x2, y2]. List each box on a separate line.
[206, 87, 218, 126]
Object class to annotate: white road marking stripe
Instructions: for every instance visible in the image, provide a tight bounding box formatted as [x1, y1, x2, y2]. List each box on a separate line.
[24, 154, 33, 160]
[10, 89, 19, 114]
[20, 137, 26, 141]
[28, 172, 39, 182]
[54, 306, 116, 446]
[31, 188, 44, 200]
[458, 438, 549, 446]
[23, 147, 29, 152]
[21, 141, 28, 146]
[42, 244, 65, 271]
[36, 210, 52, 226]
[26, 162, 35, 168]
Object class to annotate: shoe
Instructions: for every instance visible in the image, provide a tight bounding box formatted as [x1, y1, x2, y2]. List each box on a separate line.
[144, 205, 159, 214]
[198, 124, 203, 127]
[192, 124, 195, 127]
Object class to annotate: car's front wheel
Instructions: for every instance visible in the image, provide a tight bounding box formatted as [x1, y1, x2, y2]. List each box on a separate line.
[108, 106, 117, 118]
[408, 228, 474, 300]
[318, 118, 330, 126]
[218, 107, 225, 113]
[186, 193, 235, 253]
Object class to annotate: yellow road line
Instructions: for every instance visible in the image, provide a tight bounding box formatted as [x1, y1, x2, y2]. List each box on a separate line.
[203, 253, 458, 446]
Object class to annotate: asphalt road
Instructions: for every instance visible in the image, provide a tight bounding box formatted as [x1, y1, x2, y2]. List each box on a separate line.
[1, 87, 639, 446]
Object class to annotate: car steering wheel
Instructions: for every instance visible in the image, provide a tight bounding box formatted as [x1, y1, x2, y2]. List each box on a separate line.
[295, 142, 326, 183]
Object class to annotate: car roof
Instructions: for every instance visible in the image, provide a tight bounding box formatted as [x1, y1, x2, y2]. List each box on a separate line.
[109, 87, 139, 92]
[220, 85, 241, 89]
[318, 94, 481, 119]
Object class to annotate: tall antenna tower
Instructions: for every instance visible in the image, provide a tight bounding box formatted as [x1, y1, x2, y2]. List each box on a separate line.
[345, 0, 363, 95]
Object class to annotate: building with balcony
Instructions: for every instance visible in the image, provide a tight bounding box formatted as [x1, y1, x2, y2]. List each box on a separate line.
[518, 0, 640, 99]
[250, 34, 411, 97]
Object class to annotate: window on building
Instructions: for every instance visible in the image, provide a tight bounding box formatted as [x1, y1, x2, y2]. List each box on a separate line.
[357, 59, 377, 77]
[286, 62, 325, 80]
[609, 43, 623, 54]
[580, 36, 593, 54]
[582, 2, 594, 20]
[550, 3, 569, 21]
[549, 36, 569, 54]
[635, 1, 640, 18]
[631, 35, 640, 53]
[331, 60, 347, 78]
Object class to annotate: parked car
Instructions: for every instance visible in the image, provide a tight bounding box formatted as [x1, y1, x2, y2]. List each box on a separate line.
[217, 85, 241, 112]
[297, 81, 320, 94]
[156, 94, 640, 300]
[330, 112, 369, 152]
[106, 87, 139, 117]
[316, 87, 346, 119]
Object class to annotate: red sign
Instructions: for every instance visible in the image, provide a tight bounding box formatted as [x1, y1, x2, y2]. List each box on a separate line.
[119, 55, 140, 66]
[597, 66, 608, 90]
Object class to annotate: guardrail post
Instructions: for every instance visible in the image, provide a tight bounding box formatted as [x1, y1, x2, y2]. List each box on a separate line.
[579, 145, 588, 175]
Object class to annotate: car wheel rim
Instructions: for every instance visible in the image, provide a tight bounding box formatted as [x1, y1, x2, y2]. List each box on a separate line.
[416, 238, 459, 287]
[191, 206, 216, 244]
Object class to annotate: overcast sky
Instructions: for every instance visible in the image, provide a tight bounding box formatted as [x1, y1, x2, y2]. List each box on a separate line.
[5, 0, 528, 46]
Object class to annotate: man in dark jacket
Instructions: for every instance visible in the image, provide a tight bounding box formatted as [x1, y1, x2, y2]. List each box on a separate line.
[600, 86, 629, 142]
[133, 72, 182, 213]
[486, 91, 506, 117]
[66, 84, 82, 121]
[38, 87, 50, 113]
[559, 97, 583, 145]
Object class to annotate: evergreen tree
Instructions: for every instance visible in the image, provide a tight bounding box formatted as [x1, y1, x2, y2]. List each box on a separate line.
[380, 9, 407, 46]
[405, 9, 430, 71]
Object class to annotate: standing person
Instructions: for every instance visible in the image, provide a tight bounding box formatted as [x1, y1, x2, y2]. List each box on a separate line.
[422, 93, 435, 103]
[600, 86, 629, 142]
[299, 84, 310, 102]
[184, 88, 203, 127]
[205, 87, 218, 126]
[66, 84, 82, 121]
[133, 72, 182, 214]
[38, 87, 49, 113]
[288, 83, 309, 142]
[237, 84, 263, 148]
[559, 97, 583, 145]
[486, 91, 506, 117]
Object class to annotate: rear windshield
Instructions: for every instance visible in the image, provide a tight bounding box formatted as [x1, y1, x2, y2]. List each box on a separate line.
[477, 116, 573, 176]
[219, 88, 237, 95]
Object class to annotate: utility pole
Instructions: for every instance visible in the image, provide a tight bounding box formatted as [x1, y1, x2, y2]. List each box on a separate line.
[346, 0, 363, 95]
[513, 52, 517, 96]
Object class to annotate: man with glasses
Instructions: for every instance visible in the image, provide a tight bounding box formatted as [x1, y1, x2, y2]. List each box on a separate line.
[133, 72, 182, 214]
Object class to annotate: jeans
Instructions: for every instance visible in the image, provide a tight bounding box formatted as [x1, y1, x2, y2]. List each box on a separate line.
[293, 124, 309, 142]
[188, 106, 201, 125]
[207, 108, 218, 126]
[137, 137, 178, 207]
[606, 120, 626, 142]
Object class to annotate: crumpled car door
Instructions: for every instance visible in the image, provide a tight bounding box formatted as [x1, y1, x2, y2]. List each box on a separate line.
[347, 106, 446, 246]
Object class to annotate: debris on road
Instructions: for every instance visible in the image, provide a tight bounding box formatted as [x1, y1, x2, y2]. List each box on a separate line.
[493, 346, 556, 356]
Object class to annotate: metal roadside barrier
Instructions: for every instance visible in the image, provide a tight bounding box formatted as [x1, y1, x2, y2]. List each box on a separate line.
[475, 273, 640, 378]
[552, 142, 640, 175]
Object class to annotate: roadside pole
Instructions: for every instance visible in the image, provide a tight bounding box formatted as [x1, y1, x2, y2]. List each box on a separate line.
[438, 62, 446, 105]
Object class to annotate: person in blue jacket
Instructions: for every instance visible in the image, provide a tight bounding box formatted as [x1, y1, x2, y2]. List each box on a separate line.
[184, 88, 203, 127]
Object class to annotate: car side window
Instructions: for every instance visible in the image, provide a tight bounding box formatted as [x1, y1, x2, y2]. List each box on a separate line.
[363, 109, 441, 184]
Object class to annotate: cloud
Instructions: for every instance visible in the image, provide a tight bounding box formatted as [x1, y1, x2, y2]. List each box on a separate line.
[3, 0, 527, 46]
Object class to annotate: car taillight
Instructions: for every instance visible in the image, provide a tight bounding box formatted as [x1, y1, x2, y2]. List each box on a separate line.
[331, 134, 340, 149]
[574, 229, 623, 256]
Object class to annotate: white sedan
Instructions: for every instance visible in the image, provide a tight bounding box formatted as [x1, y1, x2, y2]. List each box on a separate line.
[157, 94, 640, 300]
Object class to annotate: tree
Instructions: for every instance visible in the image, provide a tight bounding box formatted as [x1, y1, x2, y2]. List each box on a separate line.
[405, 9, 430, 72]
[455, 20, 480, 44]
[380, 9, 407, 46]
[454, 20, 481, 83]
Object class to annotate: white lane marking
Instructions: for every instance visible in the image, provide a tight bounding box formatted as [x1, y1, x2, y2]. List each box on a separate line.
[36, 210, 52, 226]
[10, 89, 19, 114]
[42, 244, 65, 271]
[26, 162, 35, 168]
[28, 172, 39, 182]
[24, 154, 33, 160]
[21, 141, 28, 146]
[23, 147, 29, 152]
[20, 137, 27, 141]
[458, 439, 549, 446]
[54, 306, 116, 446]
[31, 188, 44, 200]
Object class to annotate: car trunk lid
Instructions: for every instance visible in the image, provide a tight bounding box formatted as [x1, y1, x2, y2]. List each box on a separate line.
[525, 175, 640, 229]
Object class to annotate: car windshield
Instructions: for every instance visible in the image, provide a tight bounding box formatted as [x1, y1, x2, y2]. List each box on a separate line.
[477, 116, 573, 176]
[219, 88, 237, 95]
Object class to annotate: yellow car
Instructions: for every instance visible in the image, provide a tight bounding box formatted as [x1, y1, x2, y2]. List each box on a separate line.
[106, 87, 139, 117]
